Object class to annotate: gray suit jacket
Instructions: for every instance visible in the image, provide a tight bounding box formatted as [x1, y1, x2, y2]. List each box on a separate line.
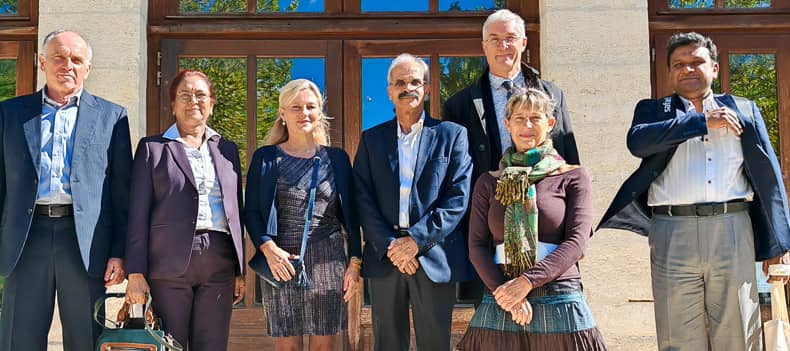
[0, 90, 133, 277]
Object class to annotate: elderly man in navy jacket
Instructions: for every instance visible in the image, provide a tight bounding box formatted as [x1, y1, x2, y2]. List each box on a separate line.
[0, 30, 131, 351]
[599, 32, 790, 351]
[354, 53, 472, 351]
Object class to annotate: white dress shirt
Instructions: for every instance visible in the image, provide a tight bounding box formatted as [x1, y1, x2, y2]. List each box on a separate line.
[397, 113, 425, 229]
[648, 95, 754, 206]
[163, 124, 230, 233]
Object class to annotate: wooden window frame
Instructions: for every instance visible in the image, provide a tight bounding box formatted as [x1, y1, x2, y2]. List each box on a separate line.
[0, 40, 35, 96]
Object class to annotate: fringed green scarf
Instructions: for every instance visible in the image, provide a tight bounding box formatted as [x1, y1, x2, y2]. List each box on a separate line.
[494, 140, 565, 279]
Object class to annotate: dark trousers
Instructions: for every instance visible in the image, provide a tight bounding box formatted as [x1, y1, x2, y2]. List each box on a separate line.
[368, 267, 456, 351]
[148, 231, 237, 351]
[0, 216, 105, 351]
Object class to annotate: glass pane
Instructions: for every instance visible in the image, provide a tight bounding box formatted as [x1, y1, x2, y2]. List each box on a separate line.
[0, 0, 18, 14]
[439, 0, 504, 11]
[361, 57, 430, 131]
[257, 0, 323, 12]
[669, 0, 714, 8]
[439, 56, 486, 107]
[728, 53, 778, 155]
[361, 0, 428, 12]
[724, 0, 771, 8]
[178, 58, 249, 171]
[0, 59, 15, 102]
[256, 58, 325, 147]
[179, 0, 246, 13]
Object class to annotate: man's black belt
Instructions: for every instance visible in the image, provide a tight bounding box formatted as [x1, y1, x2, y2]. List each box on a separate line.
[652, 199, 749, 217]
[35, 204, 73, 217]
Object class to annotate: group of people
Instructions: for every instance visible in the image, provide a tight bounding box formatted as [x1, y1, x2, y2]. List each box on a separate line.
[0, 7, 787, 351]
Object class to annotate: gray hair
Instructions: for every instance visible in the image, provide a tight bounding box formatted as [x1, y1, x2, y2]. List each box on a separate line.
[41, 29, 94, 63]
[387, 53, 429, 85]
[482, 9, 526, 38]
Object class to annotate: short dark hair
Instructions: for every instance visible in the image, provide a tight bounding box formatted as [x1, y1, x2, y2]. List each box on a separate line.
[666, 32, 718, 66]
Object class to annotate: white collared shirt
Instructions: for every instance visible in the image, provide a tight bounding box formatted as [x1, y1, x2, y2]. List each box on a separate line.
[648, 95, 754, 206]
[163, 124, 230, 233]
[397, 113, 425, 229]
[36, 88, 82, 205]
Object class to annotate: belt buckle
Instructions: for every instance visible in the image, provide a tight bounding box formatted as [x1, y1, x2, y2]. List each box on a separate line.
[695, 205, 714, 217]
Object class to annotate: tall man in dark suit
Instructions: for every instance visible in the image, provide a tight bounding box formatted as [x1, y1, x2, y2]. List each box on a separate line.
[599, 32, 790, 351]
[354, 53, 472, 351]
[0, 30, 132, 351]
[443, 9, 580, 302]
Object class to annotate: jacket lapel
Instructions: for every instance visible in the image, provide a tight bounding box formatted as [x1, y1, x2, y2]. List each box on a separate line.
[71, 91, 99, 169]
[386, 119, 399, 177]
[22, 91, 44, 173]
[413, 118, 436, 182]
[166, 140, 197, 190]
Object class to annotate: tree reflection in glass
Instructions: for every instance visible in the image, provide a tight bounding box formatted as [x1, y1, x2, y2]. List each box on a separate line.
[0, 59, 15, 102]
[0, 0, 17, 14]
[178, 58, 249, 170]
[728, 53, 779, 155]
[257, 0, 322, 13]
[439, 0, 504, 11]
[179, 0, 246, 13]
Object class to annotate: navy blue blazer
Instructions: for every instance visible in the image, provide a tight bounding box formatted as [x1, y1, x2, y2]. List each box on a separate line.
[598, 94, 790, 260]
[353, 116, 473, 283]
[244, 145, 361, 261]
[0, 90, 132, 277]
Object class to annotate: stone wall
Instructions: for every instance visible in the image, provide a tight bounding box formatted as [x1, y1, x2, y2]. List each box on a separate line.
[540, 1, 655, 349]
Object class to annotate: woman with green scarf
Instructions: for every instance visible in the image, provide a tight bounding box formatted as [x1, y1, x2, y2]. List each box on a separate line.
[456, 89, 607, 350]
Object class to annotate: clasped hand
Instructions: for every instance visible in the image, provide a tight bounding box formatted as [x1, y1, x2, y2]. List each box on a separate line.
[493, 276, 534, 325]
[387, 237, 420, 275]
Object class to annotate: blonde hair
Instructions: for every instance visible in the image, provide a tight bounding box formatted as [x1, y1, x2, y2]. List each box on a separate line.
[262, 79, 331, 146]
[505, 88, 555, 121]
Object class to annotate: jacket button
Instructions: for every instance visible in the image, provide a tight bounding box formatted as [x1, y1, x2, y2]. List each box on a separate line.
[27, 208, 33, 214]
[478, 144, 486, 152]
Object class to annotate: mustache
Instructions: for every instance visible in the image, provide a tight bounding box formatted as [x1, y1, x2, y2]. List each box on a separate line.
[398, 91, 420, 99]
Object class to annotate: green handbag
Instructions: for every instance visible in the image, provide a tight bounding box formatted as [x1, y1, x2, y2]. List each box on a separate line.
[94, 293, 183, 351]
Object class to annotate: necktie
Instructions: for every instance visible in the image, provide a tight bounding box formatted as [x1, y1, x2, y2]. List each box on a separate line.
[502, 80, 514, 100]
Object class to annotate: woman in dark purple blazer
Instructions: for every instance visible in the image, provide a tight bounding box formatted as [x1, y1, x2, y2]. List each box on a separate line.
[124, 70, 245, 351]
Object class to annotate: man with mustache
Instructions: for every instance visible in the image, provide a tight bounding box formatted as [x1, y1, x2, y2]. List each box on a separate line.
[0, 30, 132, 351]
[353, 53, 472, 350]
[599, 32, 790, 351]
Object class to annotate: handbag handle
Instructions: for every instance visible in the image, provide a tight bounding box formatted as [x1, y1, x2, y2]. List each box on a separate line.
[93, 293, 184, 351]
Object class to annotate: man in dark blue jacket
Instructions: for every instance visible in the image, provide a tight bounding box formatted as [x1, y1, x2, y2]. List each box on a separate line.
[0, 30, 132, 351]
[354, 53, 472, 351]
[599, 32, 790, 351]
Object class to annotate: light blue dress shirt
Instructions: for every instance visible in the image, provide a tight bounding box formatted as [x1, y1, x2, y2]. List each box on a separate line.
[163, 124, 230, 234]
[488, 72, 526, 153]
[36, 89, 81, 205]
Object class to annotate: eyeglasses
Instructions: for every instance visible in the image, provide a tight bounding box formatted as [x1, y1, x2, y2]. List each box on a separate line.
[484, 36, 522, 47]
[509, 115, 546, 126]
[390, 79, 426, 90]
[176, 92, 211, 103]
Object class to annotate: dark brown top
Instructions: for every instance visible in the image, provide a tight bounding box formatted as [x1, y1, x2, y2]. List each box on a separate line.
[468, 167, 594, 292]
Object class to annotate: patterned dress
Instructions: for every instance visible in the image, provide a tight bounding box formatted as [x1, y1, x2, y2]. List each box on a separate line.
[262, 146, 348, 337]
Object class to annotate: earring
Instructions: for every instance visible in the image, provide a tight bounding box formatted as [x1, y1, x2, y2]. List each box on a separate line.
[281, 120, 286, 126]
